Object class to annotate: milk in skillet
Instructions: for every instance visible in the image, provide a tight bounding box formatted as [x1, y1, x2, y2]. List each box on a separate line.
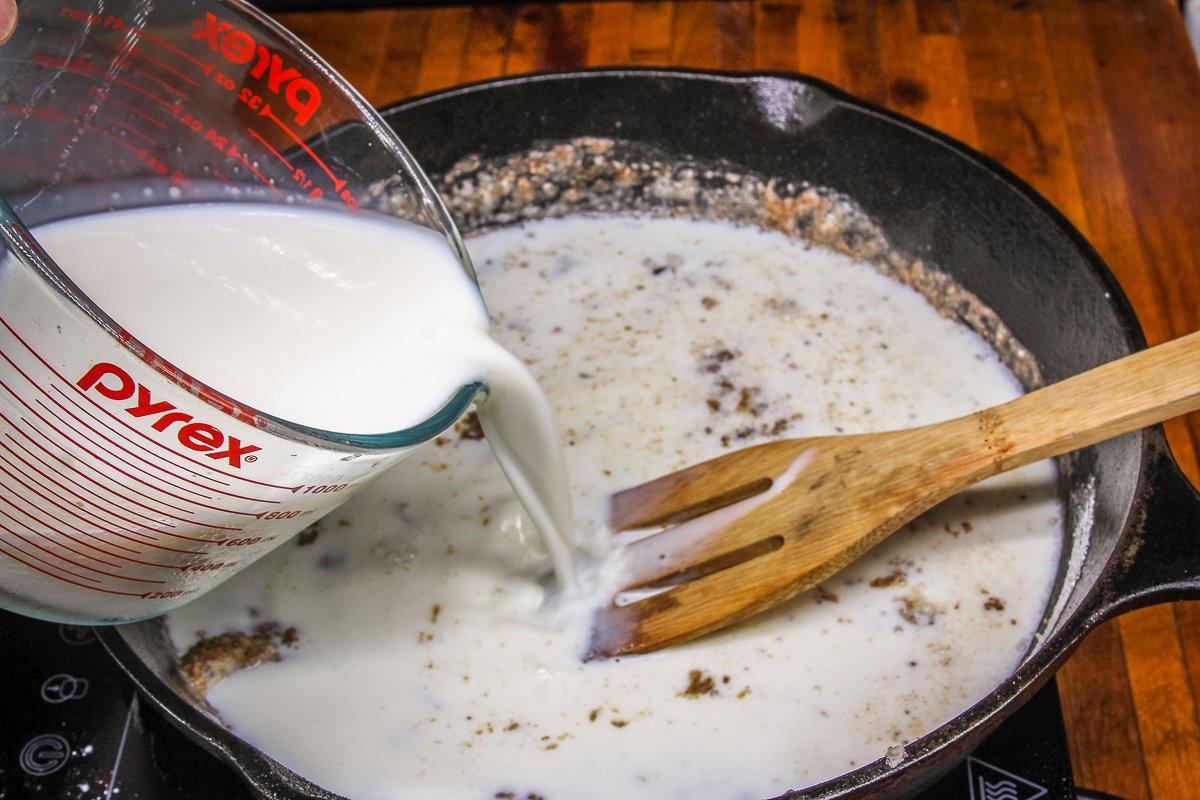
[168, 215, 1064, 800]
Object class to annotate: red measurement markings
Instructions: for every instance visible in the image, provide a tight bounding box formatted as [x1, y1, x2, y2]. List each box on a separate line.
[4, 415, 212, 522]
[0, 490, 136, 563]
[0, 471, 195, 568]
[4, 407, 205, 513]
[258, 104, 346, 192]
[0, 534, 102, 584]
[132, 48, 200, 87]
[107, 76, 175, 112]
[78, 123, 172, 179]
[0, 317, 296, 490]
[100, 32, 192, 103]
[51, 386, 229, 488]
[33, 399, 255, 521]
[52, 388, 276, 504]
[0, 436, 178, 531]
[0, 486, 197, 571]
[0, 540, 146, 596]
[0, 509, 123, 570]
[124, 22, 215, 75]
[228, 145, 279, 193]
[55, 6, 213, 74]
[2, 435, 214, 556]
[0, 521, 109, 579]
[39, 398, 212, 503]
[0, 347, 216, 500]
[0, 379, 248, 533]
[81, 122, 146, 155]
[246, 127, 294, 172]
[2, 432, 178, 527]
[0, 460, 214, 578]
[0, 487, 186, 572]
[0, 522, 165, 585]
[0, 457, 203, 554]
[68, 132, 177, 190]
[1, 103, 70, 124]
[211, 168, 234, 187]
[132, 67, 190, 100]
[1, 375, 221, 514]
[114, 98, 167, 130]
[97, 116, 155, 145]
[0, 328, 274, 506]
[29, 55, 177, 111]
[245, 128, 322, 198]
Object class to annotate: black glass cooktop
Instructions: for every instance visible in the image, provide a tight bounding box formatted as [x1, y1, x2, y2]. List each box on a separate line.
[0, 607, 1086, 800]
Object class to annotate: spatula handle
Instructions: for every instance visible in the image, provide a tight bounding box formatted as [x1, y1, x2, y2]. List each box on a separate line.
[979, 330, 1200, 473]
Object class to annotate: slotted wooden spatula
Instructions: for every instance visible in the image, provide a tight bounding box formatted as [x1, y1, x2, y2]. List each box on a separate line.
[589, 330, 1200, 659]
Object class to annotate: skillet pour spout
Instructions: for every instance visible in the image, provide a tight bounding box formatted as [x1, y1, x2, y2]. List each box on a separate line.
[97, 70, 1200, 800]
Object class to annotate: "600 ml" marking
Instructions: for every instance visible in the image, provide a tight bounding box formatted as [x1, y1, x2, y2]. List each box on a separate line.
[218, 536, 273, 547]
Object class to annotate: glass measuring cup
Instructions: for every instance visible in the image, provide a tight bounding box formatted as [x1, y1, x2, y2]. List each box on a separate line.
[0, 0, 483, 624]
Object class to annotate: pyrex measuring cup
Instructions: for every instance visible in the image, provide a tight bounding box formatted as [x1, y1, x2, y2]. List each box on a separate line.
[0, 0, 482, 623]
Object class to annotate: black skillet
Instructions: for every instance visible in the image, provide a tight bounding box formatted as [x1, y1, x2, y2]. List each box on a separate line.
[97, 69, 1200, 800]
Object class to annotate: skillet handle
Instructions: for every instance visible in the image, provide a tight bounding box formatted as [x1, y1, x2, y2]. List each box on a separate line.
[1098, 429, 1200, 618]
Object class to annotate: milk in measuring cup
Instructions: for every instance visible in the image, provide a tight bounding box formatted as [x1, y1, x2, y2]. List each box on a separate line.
[0, 203, 573, 621]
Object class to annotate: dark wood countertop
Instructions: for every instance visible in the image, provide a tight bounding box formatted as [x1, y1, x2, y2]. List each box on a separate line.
[272, 2, 1200, 795]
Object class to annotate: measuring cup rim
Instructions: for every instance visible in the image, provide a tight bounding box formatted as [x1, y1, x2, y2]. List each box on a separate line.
[223, 0, 476, 277]
[0, 193, 486, 451]
[0, 0, 483, 452]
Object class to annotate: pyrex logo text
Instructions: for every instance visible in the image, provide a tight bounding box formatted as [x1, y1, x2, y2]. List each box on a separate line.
[191, 12, 321, 126]
[77, 363, 262, 468]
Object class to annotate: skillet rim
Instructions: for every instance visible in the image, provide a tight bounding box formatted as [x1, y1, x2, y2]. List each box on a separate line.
[98, 67, 1163, 800]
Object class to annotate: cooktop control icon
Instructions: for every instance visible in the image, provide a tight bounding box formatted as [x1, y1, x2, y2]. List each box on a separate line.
[966, 757, 1049, 800]
[19, 733, 70, 776]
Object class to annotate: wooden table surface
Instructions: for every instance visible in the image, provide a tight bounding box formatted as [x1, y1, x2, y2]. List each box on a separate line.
[272, 1, 1200, 796]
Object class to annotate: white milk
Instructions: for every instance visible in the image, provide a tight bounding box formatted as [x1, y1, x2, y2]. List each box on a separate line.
[30, 203, 575, 583]
[169, 216, 1064, 800]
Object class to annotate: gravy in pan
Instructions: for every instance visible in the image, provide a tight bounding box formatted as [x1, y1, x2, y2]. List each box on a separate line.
[169, 215, 1062, 800]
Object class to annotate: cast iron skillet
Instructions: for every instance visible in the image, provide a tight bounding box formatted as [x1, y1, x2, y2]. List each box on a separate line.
[98, 69, 1200, 800]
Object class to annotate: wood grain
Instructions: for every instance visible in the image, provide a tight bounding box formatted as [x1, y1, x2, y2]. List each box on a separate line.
[271, 1, 1200, 795]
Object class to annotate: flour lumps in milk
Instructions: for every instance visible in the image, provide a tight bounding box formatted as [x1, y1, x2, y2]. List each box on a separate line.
[168, 215, 1064, 800]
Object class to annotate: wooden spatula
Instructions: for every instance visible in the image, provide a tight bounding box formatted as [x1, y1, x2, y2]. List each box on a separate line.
[589, 330, 1200, 659]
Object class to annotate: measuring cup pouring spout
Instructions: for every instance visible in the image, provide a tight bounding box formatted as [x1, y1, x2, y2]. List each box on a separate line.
[281, 381, 488, 451]
[0, 0, 479, 624]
